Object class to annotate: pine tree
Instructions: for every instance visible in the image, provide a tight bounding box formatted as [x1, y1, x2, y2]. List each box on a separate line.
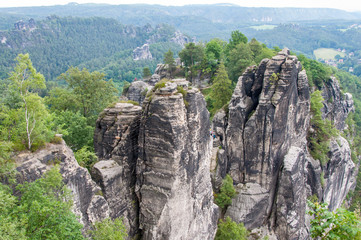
[210, 62, 233, 110]
[142, 67, 152, 79]
[163, 49, 176, 77]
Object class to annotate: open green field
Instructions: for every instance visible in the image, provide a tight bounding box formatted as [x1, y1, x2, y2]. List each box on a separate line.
[313, 48, 346, 60]
[249, 25, 277, 30]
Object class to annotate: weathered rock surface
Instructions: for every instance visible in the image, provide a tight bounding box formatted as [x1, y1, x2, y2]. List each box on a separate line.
[126, 81, 151, 105]
[212, 49, 356, 239]
[15, 140, 109, 232]
[145, 73, 161, 86]
[93, 102, 142, 238]
[321, 76, 354, 131]
[133, 43, 152, 61]
[135, 82, 219, 239]
[323, 136, 357, 210]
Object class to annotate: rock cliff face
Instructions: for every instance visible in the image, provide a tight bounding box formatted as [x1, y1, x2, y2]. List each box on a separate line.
[212, 49, 356, 239]
[93, 102, 142, 238]
[15, 141, 109, 232]
[93, 82, 218, 239]
[136, 81, 218, 239]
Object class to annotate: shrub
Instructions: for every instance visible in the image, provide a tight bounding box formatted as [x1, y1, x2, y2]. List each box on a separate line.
[90, 217, 128, 240]
[74, 146, 98, 171]
[214, 174, 237, 209]
[215, 217, 248, 240]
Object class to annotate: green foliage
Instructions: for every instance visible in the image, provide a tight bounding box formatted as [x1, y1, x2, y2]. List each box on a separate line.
[226, 30, 248, 54]
[226, 42, 255, 83]
[8, 54, 53, 151]
[0, 166, 86, 240]
[74, 146, 98, 172]
[307, 90, 338, 164]
[58, 67, 118, 119]
[52, 110, 94, 151]
[0, 141, 16, 184]
[153, 78, 169, 91]
[215, 216, 248, 240]
[89, 217, 127, 240]
[179, 43, 205, 80]
[163, 49, 176, 77]
[15, 166, 84, 239]
[142, 67, 152, 79]
[298, 54, 332, 88]
[307, 200, 361, 240]
[176, 86, 188, 107]
[210, 63, 233, 114]
[214, 174, 237, 209]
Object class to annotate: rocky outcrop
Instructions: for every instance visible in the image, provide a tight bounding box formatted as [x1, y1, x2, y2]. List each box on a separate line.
[212, 49, 356, 239]
[126, 81, 151, 105]
[14, 18, 36, 31]
[323, 137, 357, 210]
[170, 31, 194, 46]
[93, 87, 218, 239]
[145, 74, 160, 86]
[93, 103, 142, 237]
[15, 140, 109, 232]
[133, 44, 152, 61]
[321, 76, 354, 131]
[136, 80, 218, 240]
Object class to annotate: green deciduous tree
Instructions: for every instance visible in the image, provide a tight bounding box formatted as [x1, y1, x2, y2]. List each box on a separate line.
[210, 63, 233, 113]
[52, 110, 94, 151]
[58, 67, 118, 119]
[8, 53, 52, 150]
[307, 200, 361, 240]
[226, 30, 248, 54]
[226, 42, 254, 83]
[215, 217, 248, 240]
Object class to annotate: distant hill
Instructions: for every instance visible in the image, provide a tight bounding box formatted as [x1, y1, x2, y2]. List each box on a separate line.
[1, 4, 361, 40]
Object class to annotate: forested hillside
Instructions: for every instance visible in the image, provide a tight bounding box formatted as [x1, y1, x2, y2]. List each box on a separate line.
[0, 16, 184, 85]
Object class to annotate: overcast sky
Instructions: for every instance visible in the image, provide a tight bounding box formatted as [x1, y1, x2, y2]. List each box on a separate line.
[1, 0, 361, 12]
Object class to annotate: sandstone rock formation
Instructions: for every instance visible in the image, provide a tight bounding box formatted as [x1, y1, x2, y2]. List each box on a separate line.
[126, 81, 151, 105]
[93, 83, 218, 239]
[136, 81, 218, 240]
[93, 102, 142, 238]
[133, 43, 152, 61]
[321, 76, 354, 131]
[15, 140, 109, 232]
[212, 49, 356, 239]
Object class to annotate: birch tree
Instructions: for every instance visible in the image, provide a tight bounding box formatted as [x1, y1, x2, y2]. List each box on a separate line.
[9, 54, 48, 150]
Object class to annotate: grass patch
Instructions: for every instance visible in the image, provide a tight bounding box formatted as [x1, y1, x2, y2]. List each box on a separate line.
[313, 48, 346, 60]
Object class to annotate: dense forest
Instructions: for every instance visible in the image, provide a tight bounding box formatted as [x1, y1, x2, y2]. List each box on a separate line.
[0, 16, 184, 91]
[1, 5, 361, 239]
